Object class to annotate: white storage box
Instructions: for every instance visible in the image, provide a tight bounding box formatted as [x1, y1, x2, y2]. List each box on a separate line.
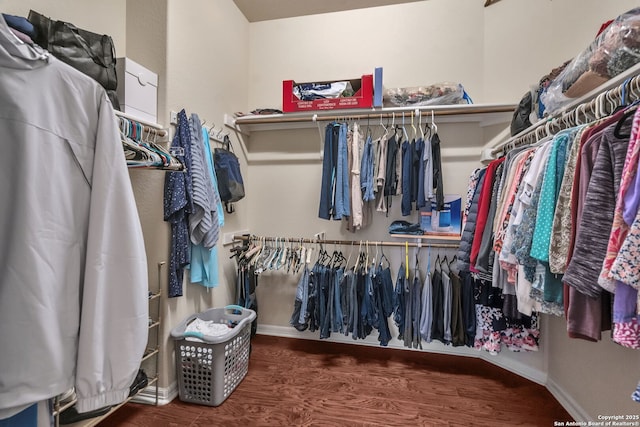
[116, 57, 158, 123]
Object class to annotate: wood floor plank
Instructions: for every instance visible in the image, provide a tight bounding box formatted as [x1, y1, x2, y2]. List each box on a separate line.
[98, 334, 571, 426]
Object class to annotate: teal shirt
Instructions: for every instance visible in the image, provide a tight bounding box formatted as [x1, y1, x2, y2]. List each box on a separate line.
[530, 130, 573, 262]
[189, 127, 225, 288]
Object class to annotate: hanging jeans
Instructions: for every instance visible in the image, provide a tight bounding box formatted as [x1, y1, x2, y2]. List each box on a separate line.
[319, 266, 333, 339]
[461, 271, 477, 347]
[360, 135, 375, 202]
[318, 123, 340, 219]
[290, 265, 310, 331]
[332, 268, 345, 333]
[393, 265, 406, 341]
[373, 267, 393, 346]
[411, 275, 423, 349]
[335, 123, 350, 219]
[341, 271, 353, 335]
[419, 272, 433, 342]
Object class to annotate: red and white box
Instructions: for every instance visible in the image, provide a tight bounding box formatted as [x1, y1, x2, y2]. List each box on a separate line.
[282, 74, 373, 112]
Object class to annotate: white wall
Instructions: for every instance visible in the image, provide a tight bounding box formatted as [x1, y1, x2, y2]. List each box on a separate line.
[248, 0, 486, 109]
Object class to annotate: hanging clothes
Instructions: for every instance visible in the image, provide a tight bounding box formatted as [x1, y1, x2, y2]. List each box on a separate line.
[164, 109, 194, 298]
[457, 168, 487, 272]
[401, 138, 414, 216]
[430, 259, 445, 343]
[189, 126, 224, 288]
[431, 132, 445, 211]
[188, 114, 219, 248]
[602, 108, 640, 299]
[564, 120, 631, 341]
[318, 123, 340, 220]
[374, 131, 390, 213]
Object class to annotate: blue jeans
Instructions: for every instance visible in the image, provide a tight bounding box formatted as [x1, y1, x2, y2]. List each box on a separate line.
[332, 268, 344, 333]
[335, 123, 350, 219]
[319, 266, 332, 339]
[360, 135, 375, 202]
[290, 265, 310, 331]
[393, 266, 406, 340]
[374, 266, 392, 346]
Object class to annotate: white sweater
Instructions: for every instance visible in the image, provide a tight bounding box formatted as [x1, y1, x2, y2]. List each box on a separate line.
[0, 16, 148, 416]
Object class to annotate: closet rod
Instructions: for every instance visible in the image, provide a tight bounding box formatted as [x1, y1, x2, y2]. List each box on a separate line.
[233, 234, 460, 249]
[232, 104, 516, 126]
[115, 110, 168, 138]
[491, 63, 640, 155]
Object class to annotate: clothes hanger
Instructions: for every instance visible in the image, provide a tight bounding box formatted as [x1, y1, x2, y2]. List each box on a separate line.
[378, 241, 390, 269]
[411, 111, 417, 140]
[379, 114, 388, 136]
[418, 109, 425, 140]
[404, 241, 409, 279]
[402, 112, 409, 142]
[430, 110, 438, 134]
[614, 102, 639, 139]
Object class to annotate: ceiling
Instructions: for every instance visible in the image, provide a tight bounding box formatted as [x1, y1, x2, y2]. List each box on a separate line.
[232, 0, 425, 22]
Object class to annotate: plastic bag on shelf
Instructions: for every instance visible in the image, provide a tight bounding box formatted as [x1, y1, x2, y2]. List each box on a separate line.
[541, 7, 640, 115]
[383, 82, 472, 107]
[293, 81, 354, 100]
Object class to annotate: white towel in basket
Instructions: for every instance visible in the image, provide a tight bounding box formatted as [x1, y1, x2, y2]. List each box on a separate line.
[185, 318, 232, 341]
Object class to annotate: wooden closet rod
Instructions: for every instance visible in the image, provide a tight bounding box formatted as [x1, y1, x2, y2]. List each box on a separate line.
[233, 234, 460, 249]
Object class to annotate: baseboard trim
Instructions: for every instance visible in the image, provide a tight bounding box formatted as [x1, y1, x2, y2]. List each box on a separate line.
[256, 325, 547, 385]
[130, 381, 179, 406]
[546, 377, 591, 422]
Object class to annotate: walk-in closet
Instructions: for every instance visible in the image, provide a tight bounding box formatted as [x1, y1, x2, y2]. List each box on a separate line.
[1, 1, 639, 426]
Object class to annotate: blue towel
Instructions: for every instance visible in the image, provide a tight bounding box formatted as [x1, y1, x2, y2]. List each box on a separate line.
[2, 14, 36, 39]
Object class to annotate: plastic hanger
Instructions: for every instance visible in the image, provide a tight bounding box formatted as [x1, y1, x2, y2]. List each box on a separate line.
[430, 110, 438, 134]
[614, 103, 639, 139]
[378, 241, 390, 269]
[402, 112, 409, 142]
[411, 111, 417, 140]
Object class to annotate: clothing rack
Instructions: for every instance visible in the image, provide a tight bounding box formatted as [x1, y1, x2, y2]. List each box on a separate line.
[491, 63, 640, 155]
[233, 234, 460, 250]
[115, 110, 168, 139]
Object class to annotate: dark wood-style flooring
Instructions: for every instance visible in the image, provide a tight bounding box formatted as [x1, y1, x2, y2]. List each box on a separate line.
[100, 334, 572, 426]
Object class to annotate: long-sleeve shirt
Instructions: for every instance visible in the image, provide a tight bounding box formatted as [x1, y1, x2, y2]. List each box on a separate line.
[0, 15, 148, 417]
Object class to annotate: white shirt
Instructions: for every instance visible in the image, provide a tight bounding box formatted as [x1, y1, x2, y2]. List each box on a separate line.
[0, 16, 148, 416]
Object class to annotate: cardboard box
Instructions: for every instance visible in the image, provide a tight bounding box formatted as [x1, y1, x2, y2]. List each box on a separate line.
[420, 195, 462, 236]
[282, 74, 373, 112]
[116, 57, 158, 123]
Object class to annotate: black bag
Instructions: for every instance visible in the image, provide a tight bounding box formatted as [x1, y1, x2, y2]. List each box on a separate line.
[214, 135, 245, 213]
[27, 10, 120, 108]
[510, 91, 533, 136]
